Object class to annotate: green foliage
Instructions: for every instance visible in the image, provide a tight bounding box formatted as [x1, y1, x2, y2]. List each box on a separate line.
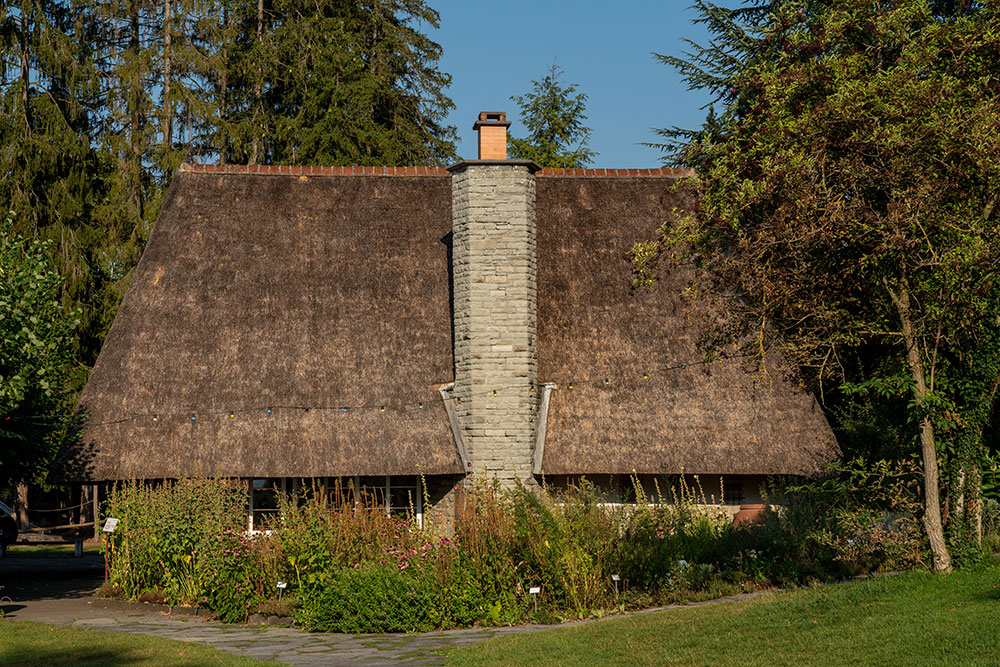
[297, 563, 440, 633]
[0, 212, 79, 489]
[105, 476, 930, 631]
[781, 458, 927, 573]
[210, 0, 457, 167]
[982, 498, 1000, 554]
[0, 0, 459, 434]
[642, 0, 1000, 568]
[649, 1, 801, 165]
[508, 66, 596, 168]
[104, 478, 251, 616]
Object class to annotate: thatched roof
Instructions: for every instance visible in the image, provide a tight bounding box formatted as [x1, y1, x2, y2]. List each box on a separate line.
[73, 165, 836, 481]
[535, 176, 838, 476]
[74, 169, 463, 480]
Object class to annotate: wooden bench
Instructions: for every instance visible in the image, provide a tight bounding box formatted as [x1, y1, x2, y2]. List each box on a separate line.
[0, 522, 94, 558]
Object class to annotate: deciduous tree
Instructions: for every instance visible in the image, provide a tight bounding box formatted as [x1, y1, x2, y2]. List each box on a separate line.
[636, 0, 1000, 571]
[0, 211, 79, 492]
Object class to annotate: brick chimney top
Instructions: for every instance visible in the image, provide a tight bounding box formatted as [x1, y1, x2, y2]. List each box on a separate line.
[473, 111, 511, 160]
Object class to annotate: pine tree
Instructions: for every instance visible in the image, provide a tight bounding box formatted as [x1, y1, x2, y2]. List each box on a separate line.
[648, 0, 792, 166]
[507, 65, 595, 169]
[209, 0, 457, 167]
[0, 0, 116, 370]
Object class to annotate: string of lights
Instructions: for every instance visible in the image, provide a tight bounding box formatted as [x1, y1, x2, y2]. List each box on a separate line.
[7, 352, 762, 428]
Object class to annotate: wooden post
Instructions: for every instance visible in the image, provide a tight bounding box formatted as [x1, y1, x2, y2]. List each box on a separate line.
[92, 484, 100, 540]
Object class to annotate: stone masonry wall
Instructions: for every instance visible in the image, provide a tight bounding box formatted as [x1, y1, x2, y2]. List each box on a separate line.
[451, 163, 538, 488]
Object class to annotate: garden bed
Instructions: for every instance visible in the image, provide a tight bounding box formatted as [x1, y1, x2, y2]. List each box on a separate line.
[95, 474, 954, 633]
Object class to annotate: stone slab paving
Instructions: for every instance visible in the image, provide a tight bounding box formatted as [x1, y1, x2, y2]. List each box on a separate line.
[55, 613, 551, 666]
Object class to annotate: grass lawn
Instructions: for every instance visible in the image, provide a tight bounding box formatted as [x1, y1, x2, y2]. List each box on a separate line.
[2, 544, 102, 557]
[0, 620, 283, 666]
[448, 565, 1000, 666]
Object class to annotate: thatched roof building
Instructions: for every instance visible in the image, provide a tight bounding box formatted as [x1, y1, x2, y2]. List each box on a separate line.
[74, 113, 837, 498]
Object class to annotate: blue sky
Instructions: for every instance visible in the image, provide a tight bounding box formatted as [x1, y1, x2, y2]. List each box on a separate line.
[432, 2, 728, 167]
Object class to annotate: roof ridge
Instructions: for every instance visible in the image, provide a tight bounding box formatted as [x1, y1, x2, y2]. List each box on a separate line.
[177, 164, 696, 178]
[537, 167, 695, 178]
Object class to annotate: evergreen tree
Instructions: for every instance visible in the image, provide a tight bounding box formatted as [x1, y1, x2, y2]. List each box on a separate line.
[156, 0, 213, 180]
[0, 0, 116, 370]
[507, 65, 595, 168]
[648, 1, 797, 166]
[209, 0, 457, 167]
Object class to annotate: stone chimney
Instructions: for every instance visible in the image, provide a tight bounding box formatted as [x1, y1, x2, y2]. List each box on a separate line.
[448, 112, 540, 488]
[473, 111, 511, 160]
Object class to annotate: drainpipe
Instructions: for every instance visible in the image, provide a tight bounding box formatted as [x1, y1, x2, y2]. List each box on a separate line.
[533, 383, 556, 475]
[439, 383, 471, 472]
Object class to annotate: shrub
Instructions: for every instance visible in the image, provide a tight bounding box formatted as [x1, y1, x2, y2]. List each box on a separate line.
[297, 563, 440, 633]
[104, 479, 247, 606]
[103, 470, 935, 632]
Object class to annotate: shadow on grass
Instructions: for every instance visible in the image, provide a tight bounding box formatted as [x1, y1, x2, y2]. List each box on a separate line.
[0, 645, 209, 667]
[0, 559, 103, 620]
[0, 621, 267, 666]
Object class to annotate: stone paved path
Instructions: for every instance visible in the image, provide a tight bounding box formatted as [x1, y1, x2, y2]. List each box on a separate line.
[1, 555, 768, 665]
[64, 614, 552, 666]
[0, 556, 559, 665]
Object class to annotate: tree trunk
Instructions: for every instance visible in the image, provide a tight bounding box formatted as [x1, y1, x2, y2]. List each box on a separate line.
[970, 466, 983, 548]
[19, 4, 31, 131]
[219, 3, 229, 165]
[129, 1, 143, 219]
[249, 0, 263, 166]
[162, 0, 173, 176]
[892, 278, 953, 573]
[15, 483, 29, 530]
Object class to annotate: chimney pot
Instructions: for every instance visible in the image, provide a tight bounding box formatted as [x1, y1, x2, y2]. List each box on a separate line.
[473, 110, 512, 160]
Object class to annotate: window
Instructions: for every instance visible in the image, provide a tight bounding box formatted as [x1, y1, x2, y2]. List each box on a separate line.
[341, 476, 422, 525]
[722, 482, 744, 506]
[388, 476, 419, 519]
[248, 478, 284, 531]
[247, 476, 423, 531]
